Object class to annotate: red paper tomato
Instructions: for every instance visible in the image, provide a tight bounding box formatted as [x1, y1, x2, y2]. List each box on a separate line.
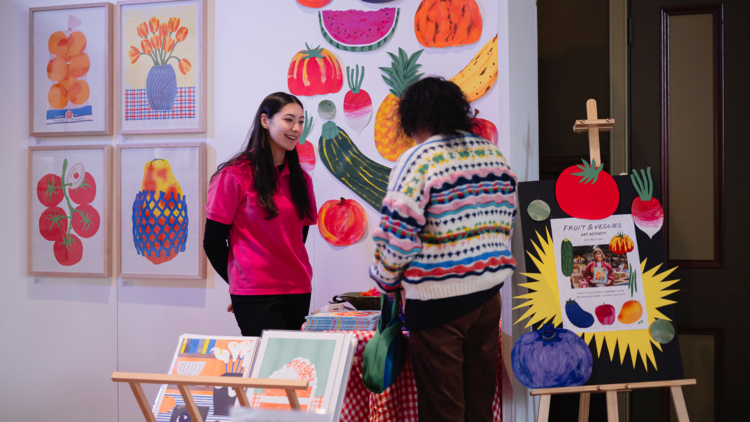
[555, 159, 619, 220]
[287, 43, 343, 96]
[39, 207, 68, 241]
[68, 172, 97, 204]
[37, 174, 64, 207]
[72, 204, 100, 238]
[319, 197, 367, 247]
[53, 233, 83, 266]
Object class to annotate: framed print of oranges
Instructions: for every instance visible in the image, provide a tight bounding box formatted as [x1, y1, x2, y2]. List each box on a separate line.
[29, 3, 114, 137]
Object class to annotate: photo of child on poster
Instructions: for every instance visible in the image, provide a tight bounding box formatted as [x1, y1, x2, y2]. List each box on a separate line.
[551, 214, 648, 333]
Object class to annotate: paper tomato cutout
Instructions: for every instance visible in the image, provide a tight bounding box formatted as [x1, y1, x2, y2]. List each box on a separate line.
[319, 197, 367, 247]
[287, 43, 343, 97]
[471, 109, 498, 145]
[555, 159, 619, 220]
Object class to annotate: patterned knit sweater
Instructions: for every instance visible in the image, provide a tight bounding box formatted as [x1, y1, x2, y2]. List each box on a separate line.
[369, 132, 518, 301]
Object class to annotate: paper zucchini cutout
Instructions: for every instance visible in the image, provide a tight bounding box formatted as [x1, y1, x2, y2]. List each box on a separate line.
[319, 121, 391, 210]
[561, 238, 574, 277]
[319, 8, 399, 52]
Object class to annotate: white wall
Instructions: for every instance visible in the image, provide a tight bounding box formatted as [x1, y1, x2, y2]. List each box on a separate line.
[0, 1, 537, 421]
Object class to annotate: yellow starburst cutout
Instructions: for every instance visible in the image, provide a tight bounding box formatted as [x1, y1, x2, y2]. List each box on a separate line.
[513, 228, 679, 371]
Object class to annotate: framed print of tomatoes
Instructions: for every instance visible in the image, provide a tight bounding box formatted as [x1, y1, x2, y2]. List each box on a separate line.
[28, 145, 111, 277]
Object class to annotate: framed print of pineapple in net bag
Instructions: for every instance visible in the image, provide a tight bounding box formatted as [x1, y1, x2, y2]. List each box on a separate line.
[116, 0, 207, 134]
[117, 143, 206, 279]
[28, 145, 112, 278]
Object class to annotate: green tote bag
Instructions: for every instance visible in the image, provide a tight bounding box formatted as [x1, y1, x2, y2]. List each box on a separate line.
[362, 293, 407, 393]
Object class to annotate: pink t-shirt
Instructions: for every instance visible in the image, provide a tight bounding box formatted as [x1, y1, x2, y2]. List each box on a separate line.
[206, 160, 317, 295]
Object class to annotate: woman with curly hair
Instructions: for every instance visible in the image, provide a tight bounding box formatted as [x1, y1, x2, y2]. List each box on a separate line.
[369, 77, 517, 421]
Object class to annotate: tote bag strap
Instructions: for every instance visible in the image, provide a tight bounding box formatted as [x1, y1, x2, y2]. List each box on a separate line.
[362, 293, 407, 393]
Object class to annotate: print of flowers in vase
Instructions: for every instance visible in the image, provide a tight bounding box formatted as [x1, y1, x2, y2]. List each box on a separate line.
[128, 17, 192, 111]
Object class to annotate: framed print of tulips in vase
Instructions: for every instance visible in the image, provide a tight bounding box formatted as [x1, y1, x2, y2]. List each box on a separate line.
[117, 0, 206, 134]
[29, 3, 114, 137]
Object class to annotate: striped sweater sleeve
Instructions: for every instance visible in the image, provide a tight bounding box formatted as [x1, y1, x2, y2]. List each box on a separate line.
[369, 156, 427, 293]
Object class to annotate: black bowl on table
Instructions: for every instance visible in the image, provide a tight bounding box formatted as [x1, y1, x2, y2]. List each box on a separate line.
[332, 292, 381, 310]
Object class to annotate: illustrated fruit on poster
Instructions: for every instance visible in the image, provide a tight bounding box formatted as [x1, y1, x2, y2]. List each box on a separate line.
[318, 100, 336, 120]
[46, 20, 90, 110]
[35, 159, 99, 266]
[127, 16, 192, 111]
[618, 300, 643, 324]
[470, 110, 498, 145]
[449, 35, 499, 102]
[527, 199, 551, 222]
[565, 299, 594, 328]
[627, 269, 638, 297]
[609, 233, 634, 255]
[287, 43, 344, 97]
[650, 319, 675, 344]
[511, 324, 593, 389]
[555, 159, 619, 220]
[132, 159, 189, 265]
[319, 121, 391, 210]
[630, 167, 664, 239]
[297, 110, 316, 174]
[319, 8, 400, 52]
[374, 48, 424, 161]
[561, 238, 574, 276]
[595, 303, 616, 325]
[297, 0, 331, 7]
[318, 197, 368, 247]
[414, 0, 483, 48]
[344, 65, 372, 136]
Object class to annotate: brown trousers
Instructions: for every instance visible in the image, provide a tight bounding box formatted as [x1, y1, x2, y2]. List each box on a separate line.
[408, 293, 500, 422]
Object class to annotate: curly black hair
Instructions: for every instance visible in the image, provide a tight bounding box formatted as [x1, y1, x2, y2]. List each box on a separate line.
[397, 76, 476, 138]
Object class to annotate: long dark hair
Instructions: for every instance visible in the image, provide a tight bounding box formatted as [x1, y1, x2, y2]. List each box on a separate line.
[397, 76, 476, 137]
[212, 92, 313, 221]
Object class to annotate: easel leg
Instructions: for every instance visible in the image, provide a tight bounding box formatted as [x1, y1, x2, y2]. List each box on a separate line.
[670, 386, 691, 422]
[578, 393, 591, 422]
[285, 389, 301, 410]
[235, 387, 250, 407]
[177, 384, 204, 422]
[537, 394, 551, 422]
[128, 382, 157, 422]
[606, 391, 619, 422]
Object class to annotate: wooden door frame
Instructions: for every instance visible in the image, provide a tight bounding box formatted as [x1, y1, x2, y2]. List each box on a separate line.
[659, 3, 725, 268]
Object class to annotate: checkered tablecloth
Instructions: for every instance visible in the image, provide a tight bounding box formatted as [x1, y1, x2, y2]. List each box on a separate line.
[124, 87, 196, 121]
[321, 321, 502, 422]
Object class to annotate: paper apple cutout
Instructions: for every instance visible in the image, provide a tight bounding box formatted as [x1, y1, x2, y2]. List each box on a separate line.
[595, 303, 615, 325]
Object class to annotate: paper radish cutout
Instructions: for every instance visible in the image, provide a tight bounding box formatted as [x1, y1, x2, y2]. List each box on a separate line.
[630, 167, 664, 238]
[297, 110, 316, 174]
[344, 65, 372, 135]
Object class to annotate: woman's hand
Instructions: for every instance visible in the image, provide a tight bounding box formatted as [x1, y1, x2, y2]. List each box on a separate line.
[227, 303, 234, 313]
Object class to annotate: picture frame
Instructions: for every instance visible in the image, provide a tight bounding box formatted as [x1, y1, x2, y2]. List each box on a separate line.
[116, 0, 207, 135]
[28, 145, 112, 277]
[29, 3, 114, 137]
[116, 142, 207, 279]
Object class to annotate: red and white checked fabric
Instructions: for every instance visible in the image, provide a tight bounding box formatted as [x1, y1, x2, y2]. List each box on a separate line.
[124, 87, 196, 121]
[310, 320, 502, 422]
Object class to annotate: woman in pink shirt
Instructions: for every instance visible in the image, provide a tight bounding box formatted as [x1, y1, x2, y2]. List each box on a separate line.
[204, 92, 317, 336]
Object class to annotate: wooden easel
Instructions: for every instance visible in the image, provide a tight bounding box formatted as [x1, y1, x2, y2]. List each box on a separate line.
[573, 99, 615, 165]
[532, 378, 696, 422]
[112, 372, 309, 422]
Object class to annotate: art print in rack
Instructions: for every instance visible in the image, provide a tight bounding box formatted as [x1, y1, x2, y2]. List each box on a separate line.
[117, 143, 206, 279]
[117, 0, 206, 134]
[28, 146, 111, 277]
[29, 3, 113, 137]
[152, 334, 259, 421]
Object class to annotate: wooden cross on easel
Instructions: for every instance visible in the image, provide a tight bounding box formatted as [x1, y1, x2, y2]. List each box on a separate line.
[573, 99, 615, 165]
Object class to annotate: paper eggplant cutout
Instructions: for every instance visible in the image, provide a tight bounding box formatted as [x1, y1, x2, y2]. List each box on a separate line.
[319, 8, 399, 52]
[319, 121, 390, 210]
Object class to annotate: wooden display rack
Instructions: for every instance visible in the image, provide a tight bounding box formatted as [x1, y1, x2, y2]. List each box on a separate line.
[532, 378, 696, 422]
[112, 372, 310, 422]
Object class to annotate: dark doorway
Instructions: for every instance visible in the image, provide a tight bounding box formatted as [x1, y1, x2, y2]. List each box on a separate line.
[630, 0, 748, 421]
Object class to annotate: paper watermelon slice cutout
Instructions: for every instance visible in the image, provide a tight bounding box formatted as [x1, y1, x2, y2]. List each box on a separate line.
[319, 8, 400, 52]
